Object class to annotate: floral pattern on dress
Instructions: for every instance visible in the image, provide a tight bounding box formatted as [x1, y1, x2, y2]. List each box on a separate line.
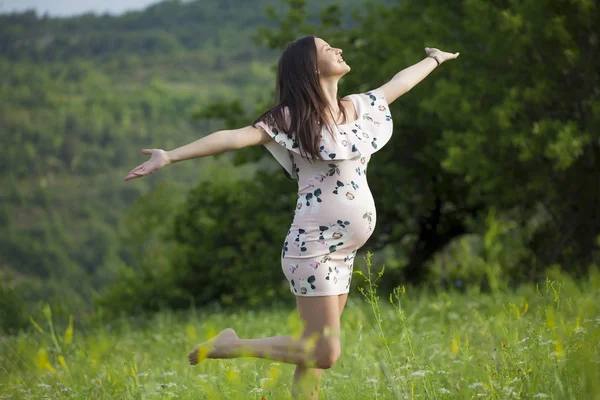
[255, 88, 392, 296]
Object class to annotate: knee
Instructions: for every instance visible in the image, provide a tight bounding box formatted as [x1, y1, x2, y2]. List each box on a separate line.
[315, 337, 341, 369]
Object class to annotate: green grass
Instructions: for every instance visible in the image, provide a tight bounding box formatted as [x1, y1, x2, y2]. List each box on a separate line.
[1, 256, 600, 399]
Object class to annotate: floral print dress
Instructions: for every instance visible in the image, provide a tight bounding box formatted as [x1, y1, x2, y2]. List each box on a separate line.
[254, 88, 393, 296]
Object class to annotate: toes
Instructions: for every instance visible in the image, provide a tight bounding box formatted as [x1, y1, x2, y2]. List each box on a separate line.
[188, 349, 197, 365]
[188, 344, 205, 365]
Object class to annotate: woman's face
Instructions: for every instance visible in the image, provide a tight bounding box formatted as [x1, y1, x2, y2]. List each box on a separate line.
[314, 37, 350, 78]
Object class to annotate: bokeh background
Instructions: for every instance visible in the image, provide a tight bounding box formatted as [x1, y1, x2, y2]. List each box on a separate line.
[1, 0, 598, 332]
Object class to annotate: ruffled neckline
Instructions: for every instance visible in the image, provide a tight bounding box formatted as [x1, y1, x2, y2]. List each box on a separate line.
[257, 89, 393, 177]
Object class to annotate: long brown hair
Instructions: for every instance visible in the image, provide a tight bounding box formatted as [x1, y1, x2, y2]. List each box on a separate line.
[253, 35, 348, 161]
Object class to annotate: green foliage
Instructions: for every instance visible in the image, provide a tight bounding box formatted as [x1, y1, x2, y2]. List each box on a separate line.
[233, 0, 600, 289]
[0, 0, 365, 317]
[169, 169, 297, 306]
[0, 274, 28, 333]
[0, 0, 282, 317]
[3, 0, 599, 317]
[426, 208, 537, 291]
[0, 1, 269, 61]
[96, 167, 297, 315]
[94, 180, 190, 316]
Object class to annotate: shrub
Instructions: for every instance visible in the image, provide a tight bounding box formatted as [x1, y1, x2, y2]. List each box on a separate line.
[96, 168, 297, 317]
[170, 169, 296, 306]
[0, 274, 28, 333]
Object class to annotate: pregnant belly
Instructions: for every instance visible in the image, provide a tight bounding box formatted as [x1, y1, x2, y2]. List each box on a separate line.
[287, 187, 377, 257]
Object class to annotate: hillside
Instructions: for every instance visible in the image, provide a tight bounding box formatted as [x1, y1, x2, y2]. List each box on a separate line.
[0, 0, 360, 311]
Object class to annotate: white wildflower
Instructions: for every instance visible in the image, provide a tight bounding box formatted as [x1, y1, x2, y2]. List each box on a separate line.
[330, 371, 350, 379]
[437, 370, 449, 375]
[468, 382, 484, 390]
[574, 327, 586, 334]
[37, 384, 51, 390]
[439, 388, 451, 394]
[504, 387, 517, 396]
[164, 371, 175, 376]
[533, 394, 550, 398]
[410, 370, 429, 377]
[249, 387, 263, 394]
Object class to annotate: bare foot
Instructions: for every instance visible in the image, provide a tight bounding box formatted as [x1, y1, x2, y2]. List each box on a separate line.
[188, 328, 239, 365]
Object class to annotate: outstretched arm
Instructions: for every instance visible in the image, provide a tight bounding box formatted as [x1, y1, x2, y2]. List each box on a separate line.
[124, 125, 272, 181]
[166, 125, 271, 163]
[378, 47, 460, 105]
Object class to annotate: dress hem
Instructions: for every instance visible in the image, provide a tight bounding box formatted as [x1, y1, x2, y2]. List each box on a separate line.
[290, 289, 351, 297]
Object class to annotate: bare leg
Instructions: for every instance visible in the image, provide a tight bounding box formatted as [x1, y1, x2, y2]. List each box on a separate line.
[291, 293, 348, 400]
[188, 329, 316, 365]
[187, 295, 346, 369]
[187, 294, 348, 400]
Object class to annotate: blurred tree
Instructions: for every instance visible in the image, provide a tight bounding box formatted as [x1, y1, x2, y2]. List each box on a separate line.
[199, 0, 599, 288]
[169, 169, 296, 306]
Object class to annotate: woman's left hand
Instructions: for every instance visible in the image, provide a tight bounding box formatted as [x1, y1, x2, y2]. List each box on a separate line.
[425, 47, 460, 64]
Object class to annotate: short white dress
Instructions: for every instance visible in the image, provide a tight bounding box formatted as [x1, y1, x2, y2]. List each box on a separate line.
[254, 88, 393, 296]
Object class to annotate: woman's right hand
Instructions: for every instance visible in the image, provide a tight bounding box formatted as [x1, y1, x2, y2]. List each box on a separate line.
[124, 149, 171, 182]
[424, 47, 460, 64]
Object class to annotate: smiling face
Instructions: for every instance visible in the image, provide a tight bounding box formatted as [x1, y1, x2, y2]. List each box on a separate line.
[314, 37, 350, 78]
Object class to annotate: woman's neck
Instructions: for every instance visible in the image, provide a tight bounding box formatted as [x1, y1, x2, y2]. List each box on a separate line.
[320, 78, 340, 115]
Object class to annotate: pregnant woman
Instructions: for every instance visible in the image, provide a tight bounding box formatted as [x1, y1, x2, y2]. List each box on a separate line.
[124, 36, 458, 399]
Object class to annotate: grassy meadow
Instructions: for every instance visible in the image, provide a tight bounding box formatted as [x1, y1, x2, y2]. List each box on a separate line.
[1, 258, 599, 400]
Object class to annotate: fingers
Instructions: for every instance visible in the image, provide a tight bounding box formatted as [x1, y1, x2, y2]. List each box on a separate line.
[127, 164, 144, 176]
[124, 165, 146, 182]
[124, 170, 149, 182]
[124, 173, 139, 182]
[123, 149, 154, 182]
